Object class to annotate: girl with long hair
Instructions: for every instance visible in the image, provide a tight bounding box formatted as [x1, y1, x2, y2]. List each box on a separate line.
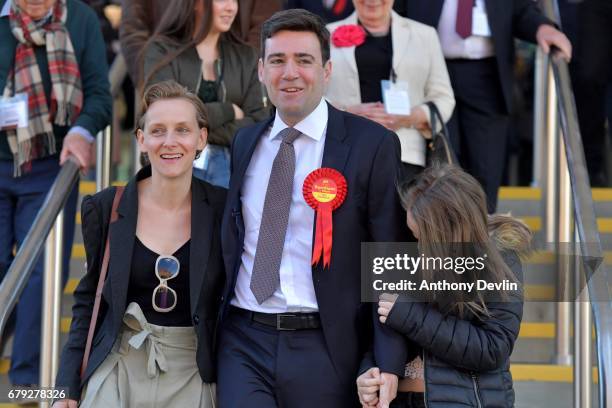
[142, 0, 268, 187]
[358, 164, 531, 408]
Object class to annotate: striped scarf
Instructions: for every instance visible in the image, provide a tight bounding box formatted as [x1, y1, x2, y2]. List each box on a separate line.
[2, 0, 83, 176]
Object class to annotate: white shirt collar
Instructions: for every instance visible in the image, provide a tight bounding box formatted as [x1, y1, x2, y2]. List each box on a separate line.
[269, 98, 328, 142]
[1, 0, 11, 18]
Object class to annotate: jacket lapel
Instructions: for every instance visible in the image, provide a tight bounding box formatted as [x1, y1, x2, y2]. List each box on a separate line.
[391, 11, 411, 75]
[321, 102, 351, 172]
[225, 117, 273, 285]
[108, 179, 138, 333]
[313, 103, 351, 278]
[230, 117, 274, 197]
[484, 0, 499, 45]
[334, 12, 359, 75]
[189, 180, 213, 313]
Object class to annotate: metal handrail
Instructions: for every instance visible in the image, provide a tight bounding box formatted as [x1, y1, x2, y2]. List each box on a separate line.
[536, 0, 611, 406]
[0, 156, 80, 338]
[551, 53, 611, 407]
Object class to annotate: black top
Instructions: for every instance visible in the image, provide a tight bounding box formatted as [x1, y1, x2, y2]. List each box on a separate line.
[198, 79, 218, 103]
[355, 27, 393, 103]
[127, 237, 192, 326]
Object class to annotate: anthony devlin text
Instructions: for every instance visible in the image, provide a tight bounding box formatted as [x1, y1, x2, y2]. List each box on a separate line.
[373, 279, 519, 293]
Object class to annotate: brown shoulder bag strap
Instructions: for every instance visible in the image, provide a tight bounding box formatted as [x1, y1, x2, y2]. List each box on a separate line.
[80, 186, 124, 379]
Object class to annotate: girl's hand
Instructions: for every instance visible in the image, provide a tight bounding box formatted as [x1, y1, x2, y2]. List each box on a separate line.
[378, 293, 399, 324]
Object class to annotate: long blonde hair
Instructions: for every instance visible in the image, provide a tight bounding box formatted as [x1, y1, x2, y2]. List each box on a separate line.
[399, 164, 531, 318]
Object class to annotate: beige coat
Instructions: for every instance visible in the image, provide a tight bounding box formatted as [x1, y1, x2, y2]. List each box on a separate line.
[326, 11, 455, 166]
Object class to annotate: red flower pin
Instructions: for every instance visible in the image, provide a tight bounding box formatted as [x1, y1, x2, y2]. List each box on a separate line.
[331, 24, 366, 47]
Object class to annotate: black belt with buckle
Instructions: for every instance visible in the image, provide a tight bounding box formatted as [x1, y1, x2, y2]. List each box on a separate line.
[231, 306, 321, 330]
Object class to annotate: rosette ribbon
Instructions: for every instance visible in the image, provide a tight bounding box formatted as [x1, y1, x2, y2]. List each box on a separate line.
[303, 168, 347, 268]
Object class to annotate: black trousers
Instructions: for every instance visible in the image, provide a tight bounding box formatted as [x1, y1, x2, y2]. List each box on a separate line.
[446, 58, 510, 213]
[217, 307, 357, 408]
[574, 0, 612, 186]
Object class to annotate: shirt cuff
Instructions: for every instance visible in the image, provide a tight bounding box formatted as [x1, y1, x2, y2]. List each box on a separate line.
[68, 126, 95, 144]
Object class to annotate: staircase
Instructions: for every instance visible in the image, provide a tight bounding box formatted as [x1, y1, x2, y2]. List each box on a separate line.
[0, 184, 608, 407]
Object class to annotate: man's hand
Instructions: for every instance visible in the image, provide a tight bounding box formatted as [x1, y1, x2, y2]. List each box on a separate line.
[378, 372, 398, 408]
[357, 367, 382, 407]
[60, 132, 93, 171]
[536, 24, 572, 62]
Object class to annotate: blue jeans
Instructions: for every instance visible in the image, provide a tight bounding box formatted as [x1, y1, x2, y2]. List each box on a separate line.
[0, 156, 78, 385]
[193, 144, 230, 188]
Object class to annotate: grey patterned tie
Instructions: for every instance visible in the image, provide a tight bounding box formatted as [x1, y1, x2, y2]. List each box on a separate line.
[250, 127, 302, 304]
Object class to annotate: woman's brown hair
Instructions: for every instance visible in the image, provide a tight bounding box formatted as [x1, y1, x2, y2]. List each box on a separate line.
[140, 0, 243, 92]
[399, 163, 532, 318]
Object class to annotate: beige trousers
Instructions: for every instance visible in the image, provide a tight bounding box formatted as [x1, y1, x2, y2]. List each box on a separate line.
[80, 302, 216, 408]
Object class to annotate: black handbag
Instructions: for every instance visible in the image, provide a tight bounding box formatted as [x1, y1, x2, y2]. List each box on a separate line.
[425, 101, 457, 166]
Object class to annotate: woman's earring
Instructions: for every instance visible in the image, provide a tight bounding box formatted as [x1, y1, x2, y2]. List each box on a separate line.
[195, 149, 202, 160]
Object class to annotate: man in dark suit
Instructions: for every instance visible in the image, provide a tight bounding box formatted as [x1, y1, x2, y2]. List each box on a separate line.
[218, 8, 409, 408]
[394, 0, 572, 212]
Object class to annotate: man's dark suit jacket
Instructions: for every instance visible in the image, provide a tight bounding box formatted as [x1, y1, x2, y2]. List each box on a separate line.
[220, 103, 410, 387]
[394, 0, 552, 113]
[55, 166, 226, 400]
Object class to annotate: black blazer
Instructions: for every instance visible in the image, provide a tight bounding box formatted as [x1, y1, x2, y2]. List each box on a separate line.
[56, 166, 226, 400]
[220, 103, 411, 388]
[394, 0, 553, 112]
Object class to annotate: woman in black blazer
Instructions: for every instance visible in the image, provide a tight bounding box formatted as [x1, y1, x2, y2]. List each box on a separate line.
[54, 80, 225, 407]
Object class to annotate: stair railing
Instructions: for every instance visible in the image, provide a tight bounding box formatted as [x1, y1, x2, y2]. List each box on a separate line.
[537, 1, 611, 406]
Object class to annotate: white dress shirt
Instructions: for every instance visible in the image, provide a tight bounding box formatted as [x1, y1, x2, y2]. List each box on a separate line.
[231, 98, 329, 313]
[437, 0, 495, 59]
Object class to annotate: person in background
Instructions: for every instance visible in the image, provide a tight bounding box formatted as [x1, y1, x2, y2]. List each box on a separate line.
[233, 0, 282, 49]
[120, 0, 281, 86]
[573, 0, 612, 186]
[393, 0, 572, 212]
[53, 80, 225, 407]
[0, 0, 111, 388]
[358, 164, 531, 408]
[325, 0, 455, 182]
[142, 0, 268, 188]
[284, 0, 354, 23]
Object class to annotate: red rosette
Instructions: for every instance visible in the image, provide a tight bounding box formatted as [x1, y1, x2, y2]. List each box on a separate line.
[303, 168, 348, 268]
[331, 24, 366, 48]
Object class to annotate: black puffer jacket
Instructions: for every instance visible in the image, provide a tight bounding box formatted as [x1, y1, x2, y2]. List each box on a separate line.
[385, 252, 523, 408]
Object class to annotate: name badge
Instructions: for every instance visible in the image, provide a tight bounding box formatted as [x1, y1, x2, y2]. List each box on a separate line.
[0, 93, 28, 130]
[382, 80, 411, 115]
[472, 1, 491, 37]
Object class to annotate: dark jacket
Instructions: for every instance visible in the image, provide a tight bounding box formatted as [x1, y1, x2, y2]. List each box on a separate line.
[393, 0, 553, 113]
[144, 38, 268, 146]
[0, 0, 112, 161]
[221, 103, 412, 399]
[55, 166, 226, 400]
[385, 252, 524, 408]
